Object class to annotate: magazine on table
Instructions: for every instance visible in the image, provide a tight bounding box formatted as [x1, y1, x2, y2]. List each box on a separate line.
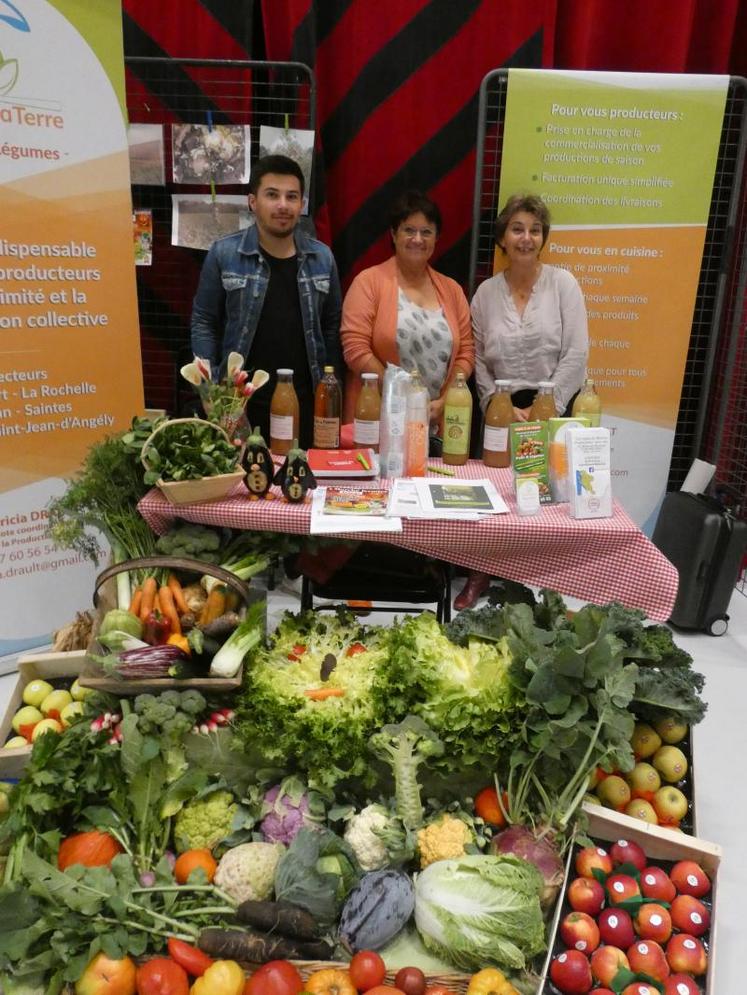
[310, 486, 402, 534]
[411, 477, 509, 518]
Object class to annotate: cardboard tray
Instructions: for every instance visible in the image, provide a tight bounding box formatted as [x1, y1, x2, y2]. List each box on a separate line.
[0, 650, 87, 779]
[538, 804, 721, 993]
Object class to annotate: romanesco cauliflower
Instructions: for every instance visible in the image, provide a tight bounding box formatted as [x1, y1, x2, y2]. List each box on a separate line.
[214, 841, 285, 903]
[174, 790, 237, 853]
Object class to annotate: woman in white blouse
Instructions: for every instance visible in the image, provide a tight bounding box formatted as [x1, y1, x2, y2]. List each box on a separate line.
[454, 193, 588, 610]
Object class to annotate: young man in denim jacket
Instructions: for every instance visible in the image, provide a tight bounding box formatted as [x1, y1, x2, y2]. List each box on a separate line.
[190, 154, 342, 446]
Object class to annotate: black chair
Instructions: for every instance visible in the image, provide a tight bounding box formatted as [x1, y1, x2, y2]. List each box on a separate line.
[300, 543, 452, 622]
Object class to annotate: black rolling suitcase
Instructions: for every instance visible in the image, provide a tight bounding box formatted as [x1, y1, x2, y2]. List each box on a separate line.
[652, 491, 747, 635]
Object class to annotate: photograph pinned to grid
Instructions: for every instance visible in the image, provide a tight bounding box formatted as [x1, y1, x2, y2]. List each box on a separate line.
[171, 194, 254, 251]
[171, 124, 251, 185]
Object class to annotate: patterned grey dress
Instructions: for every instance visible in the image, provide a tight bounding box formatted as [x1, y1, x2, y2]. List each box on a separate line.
[395, 287, 454, 400]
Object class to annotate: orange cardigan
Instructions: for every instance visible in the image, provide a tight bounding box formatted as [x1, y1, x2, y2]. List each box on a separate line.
[341, 256, 475, 422]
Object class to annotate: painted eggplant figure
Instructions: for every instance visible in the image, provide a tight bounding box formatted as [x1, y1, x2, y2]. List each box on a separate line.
[241, 429, 274, 498]
[273, 441, 317, 502]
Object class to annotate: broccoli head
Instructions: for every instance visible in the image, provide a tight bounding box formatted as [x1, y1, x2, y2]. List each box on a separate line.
[369, 716, 444, 830]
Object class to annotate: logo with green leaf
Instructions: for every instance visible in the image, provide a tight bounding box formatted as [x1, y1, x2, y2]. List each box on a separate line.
[0, 50, 19, 95]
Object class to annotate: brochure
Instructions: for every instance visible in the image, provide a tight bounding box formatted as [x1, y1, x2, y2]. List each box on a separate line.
[306, 448, 378, 478]
[412, 478, 509, 518]
[310, 487, 402, 535]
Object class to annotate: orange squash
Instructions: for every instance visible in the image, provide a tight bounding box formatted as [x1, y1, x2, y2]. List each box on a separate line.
[57, 830, 124, 870]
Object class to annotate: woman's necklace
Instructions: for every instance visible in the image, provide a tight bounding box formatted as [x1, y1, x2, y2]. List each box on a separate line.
[506, 263, 541, 314]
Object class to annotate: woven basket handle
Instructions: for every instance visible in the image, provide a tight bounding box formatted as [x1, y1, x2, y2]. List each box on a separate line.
[140, 417, 233, 472]
[93, 556, 253, 608]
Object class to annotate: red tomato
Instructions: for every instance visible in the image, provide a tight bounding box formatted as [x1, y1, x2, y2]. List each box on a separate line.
[393, 968, 426, 995]
[244, 961, 304, 995]
[474, 785, 508, 827]
[135, 958, 189, 995]
[349, 951, 387, 991]
[345, 642, 367, 656]
[364, 989, 405, 995]
[166, 939, 214, 978]
[424, 988, 455, 995]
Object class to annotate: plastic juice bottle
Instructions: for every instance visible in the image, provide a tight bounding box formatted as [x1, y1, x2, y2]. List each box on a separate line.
[529, 380, 557, 421]
[483, 378, 514, 468]
[353, 372, 381, 452]
[270, 368, 299, 456]
[405, 369, 429, 477]
[313, 365, 342, 449]
[442, 370, 473, 466]
[572, 378, 602, 427]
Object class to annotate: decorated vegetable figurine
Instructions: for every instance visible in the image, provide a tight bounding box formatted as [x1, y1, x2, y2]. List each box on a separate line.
[241, 429, 275, 499]
[273, 441, 317, 503]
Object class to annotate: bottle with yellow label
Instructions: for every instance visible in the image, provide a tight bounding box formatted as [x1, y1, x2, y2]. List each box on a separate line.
[442, 370, 472, 466]
[572, 378, 602, 427]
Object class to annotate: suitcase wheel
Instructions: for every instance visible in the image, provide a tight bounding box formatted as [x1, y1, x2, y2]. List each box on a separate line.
[706, 614, 729, 637]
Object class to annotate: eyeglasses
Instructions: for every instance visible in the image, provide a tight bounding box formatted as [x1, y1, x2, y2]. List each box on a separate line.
[400, 225, 436, 239]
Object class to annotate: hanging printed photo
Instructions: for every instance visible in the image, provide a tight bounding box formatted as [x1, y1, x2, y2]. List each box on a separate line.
[171, 194, 254, 250]
[258, 124, 315, 213]
[133, 209, 153, 265]
[171, 124, 251, 185]
[127, 124, 165, 185]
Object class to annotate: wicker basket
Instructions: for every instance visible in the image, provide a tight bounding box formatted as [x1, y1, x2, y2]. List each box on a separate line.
[141, 417, 244, 505]
[258, 961, 474, 993]
[80, 555, 263, 694]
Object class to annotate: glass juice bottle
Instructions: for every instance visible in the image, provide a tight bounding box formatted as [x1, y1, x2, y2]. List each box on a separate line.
[442, 370, 473, 466]
[313, 365, 342, 449]
[572, 378, 602, 427]
[483, 379, 514, 468]
[529, 380, 557, 421]
[270, 368, 299, 456]
[353, 372, 381, 452]
[405, 369, 429, 477]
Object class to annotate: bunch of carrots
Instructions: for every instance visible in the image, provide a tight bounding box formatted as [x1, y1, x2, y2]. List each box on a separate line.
[128, 574, 235, 651]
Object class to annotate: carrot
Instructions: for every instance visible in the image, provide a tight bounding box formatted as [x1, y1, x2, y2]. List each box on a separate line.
[200, 586, 226, 626]
[159, 585, 181, 635]
[303, 687, 345, 700]
[168, 573, 190, 615]
[129, 586, 143, 617]
[139, 576, 158, 621]
[224, 590, 240, 613]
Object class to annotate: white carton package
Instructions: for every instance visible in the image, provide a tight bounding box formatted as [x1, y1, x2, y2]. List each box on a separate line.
[566, 426, 612, 519]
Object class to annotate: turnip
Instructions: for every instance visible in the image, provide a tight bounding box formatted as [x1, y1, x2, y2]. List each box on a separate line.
[489, 824, 564, 908]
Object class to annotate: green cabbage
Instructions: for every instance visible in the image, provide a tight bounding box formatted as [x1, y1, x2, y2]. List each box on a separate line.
[414, 854, 546, 972]
[99, 609, 143, 640]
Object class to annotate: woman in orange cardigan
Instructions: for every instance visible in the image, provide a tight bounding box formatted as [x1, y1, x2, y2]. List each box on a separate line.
[341, 191, 474, 427]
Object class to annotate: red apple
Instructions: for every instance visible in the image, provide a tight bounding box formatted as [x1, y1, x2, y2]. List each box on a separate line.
[634, 902, 672, 943]
[627, 939, 670, 981]
[590, 945, 629, 987]
[598, 907, 636, 948]
[669, 894, 710, 936]
[606, 873, 641, 905]
[560, 911, 601, 954]
[652, 786, 689, 826]
[590, 990, 616, 995]
[550, 950, 593, 994]
[666, 934, 707, 975]
[621, 986, 660, 995]
[669, 860, 711, 898]
[567, 876, 606, 916]
[663, 974, 702, 994]
[74, 954, 137, 995]
[640, 865, 676, 902]
[575, 845, 613, 879]
[609, 838, 647, 871]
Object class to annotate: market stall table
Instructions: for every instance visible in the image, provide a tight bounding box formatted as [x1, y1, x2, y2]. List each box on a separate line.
[137, 461, 678, 621]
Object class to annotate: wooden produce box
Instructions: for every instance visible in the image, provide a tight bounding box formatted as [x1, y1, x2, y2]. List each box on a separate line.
[0, 650, 87, 779]
[539, 803, 720, 994]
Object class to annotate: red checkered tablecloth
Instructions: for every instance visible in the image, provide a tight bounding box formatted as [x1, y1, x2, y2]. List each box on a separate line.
[137, 461, 678, 621]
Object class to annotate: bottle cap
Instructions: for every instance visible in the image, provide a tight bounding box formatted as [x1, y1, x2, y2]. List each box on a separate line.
[276, 368, 293, 375]
[323, 365, 335, 373]
[362, 372, 378, 381]
[494, 379, 513, 389]
[537, 380, 554, 389]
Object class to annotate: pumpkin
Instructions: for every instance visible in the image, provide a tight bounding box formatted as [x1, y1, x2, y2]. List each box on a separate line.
[57, 829, 124, 870]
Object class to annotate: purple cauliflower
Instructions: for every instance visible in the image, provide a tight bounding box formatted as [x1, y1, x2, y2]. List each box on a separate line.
[259, 776, 321, 844]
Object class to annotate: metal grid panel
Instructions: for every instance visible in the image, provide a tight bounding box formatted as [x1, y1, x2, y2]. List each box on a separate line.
[470, 70, 747, 497]
[126, 57, 315, 412]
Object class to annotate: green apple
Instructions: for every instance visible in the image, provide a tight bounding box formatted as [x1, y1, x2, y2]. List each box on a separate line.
[60, 700, 84, 727]
[70, 678, 92, 702]
[654, 715, 688, 744]
[596, 774, 631, 810]
[625, 761, 661, 798]
[653, 785, 689, 825]
[22, 678, 54, 708]
[40, 689, 73, 721]
[652, 744, 688, 783]
[624, 798, 659, 824]
[11, 705, 43, 740]
[31, 718, 63, 741]
[631, 722, 661, 760]
[3, 735, 28, 750]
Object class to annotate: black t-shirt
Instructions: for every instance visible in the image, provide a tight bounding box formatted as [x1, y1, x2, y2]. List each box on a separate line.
[245, 252, 314, 448]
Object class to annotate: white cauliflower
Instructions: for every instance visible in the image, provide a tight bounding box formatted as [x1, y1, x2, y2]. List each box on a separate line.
[343, 803, 390, 872]
[213, 841, 285, 904]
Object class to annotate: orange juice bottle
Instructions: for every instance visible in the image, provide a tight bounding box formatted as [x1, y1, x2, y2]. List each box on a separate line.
[405, 369, 429, 476]
[529, 381, 557, 421]
[353, 372, 381, 452]
[483, 379, 514, 468]
[313, 366, 341, 449]
[269, 369, 299, 456]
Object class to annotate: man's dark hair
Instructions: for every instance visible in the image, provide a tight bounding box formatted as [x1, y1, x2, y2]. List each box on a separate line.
[388, 190, 442, 236]
[495, 193, 551, 251]
[249, 154, 305, 197]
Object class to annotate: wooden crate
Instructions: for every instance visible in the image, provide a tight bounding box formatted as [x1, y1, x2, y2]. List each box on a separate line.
[0, 651, 87, 779]
[538, 803, 721, 993]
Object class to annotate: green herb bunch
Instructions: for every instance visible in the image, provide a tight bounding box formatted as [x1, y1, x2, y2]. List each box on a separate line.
[142, 419, 240, 484]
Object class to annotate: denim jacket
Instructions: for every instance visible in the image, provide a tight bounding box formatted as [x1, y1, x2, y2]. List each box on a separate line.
[190, 223, 342, 385]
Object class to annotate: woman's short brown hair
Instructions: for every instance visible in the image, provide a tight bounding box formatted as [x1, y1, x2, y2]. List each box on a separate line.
[495, 194, 551, 252]
[388, 190, 442, 236]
